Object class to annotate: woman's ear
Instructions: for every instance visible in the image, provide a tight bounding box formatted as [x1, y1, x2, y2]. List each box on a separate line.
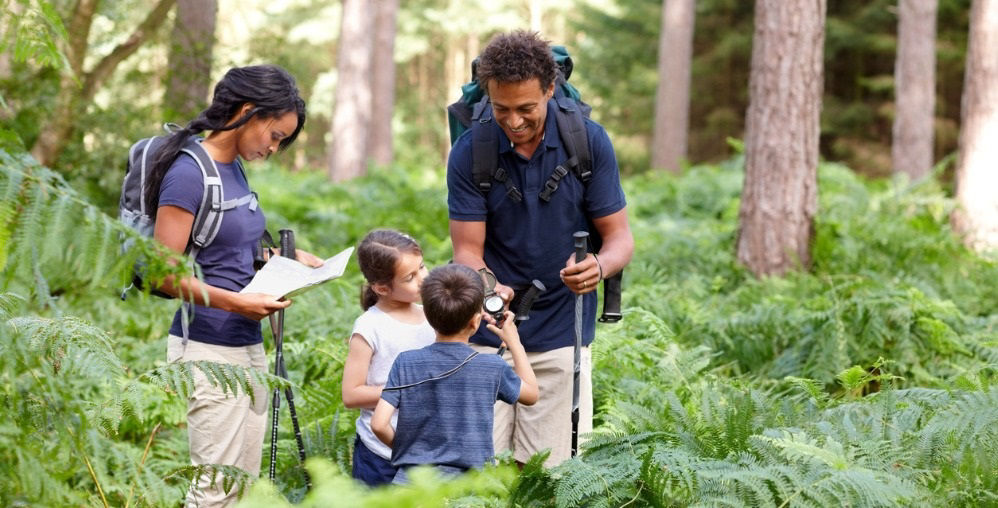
[239, 102, 255, 116]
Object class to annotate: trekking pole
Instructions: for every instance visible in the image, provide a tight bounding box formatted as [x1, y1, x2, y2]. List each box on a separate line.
[496, 280, 546, 356]
[267, 229, 311, 489]
[571, 231, 588, 457]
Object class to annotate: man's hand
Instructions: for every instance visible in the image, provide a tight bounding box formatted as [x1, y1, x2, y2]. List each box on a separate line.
[560, 253, 600, 295]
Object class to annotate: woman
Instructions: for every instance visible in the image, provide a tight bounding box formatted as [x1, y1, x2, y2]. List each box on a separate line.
[148, 64, 320, 507]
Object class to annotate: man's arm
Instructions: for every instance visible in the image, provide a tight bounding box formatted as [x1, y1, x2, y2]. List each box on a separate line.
[371, 399, 396, 446]
[560, 208, 634, 295]
[450, 219, 515, 304]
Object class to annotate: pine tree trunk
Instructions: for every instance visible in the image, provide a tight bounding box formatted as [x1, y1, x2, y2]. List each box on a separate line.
[736, 0, 826, 277]
[368, 0, 398, 167]
[329, 0, 374, 181]
[953, 0, 998, 251]
[164, 0, 217, 124]
[651, 0, 696, 173]
[892, 0, 938, 181]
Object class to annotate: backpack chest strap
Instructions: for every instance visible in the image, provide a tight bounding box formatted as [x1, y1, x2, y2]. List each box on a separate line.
[217, 192, 258, 212]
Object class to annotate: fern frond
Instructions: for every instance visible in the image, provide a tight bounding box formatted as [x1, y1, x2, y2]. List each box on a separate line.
[139, 360, 290, 404]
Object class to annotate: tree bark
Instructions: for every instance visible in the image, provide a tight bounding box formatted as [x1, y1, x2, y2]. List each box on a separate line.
[329, 0, 374, 181]
[736, 0, 826, 277]
[30, 0, 176, 167]
[164, 0, 217, 123]
[368, 0, 398, 167]
[650, 0, 696, 173]
[892, 0, 938, 181]
[953, 0, 998, 251]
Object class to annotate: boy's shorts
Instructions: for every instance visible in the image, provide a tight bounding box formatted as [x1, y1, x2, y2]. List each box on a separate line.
[471, 344, 593, 467]
[352, 435, 397, 486]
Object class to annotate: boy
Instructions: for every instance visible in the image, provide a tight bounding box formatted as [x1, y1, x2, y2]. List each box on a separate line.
[371, 264, 538, 483]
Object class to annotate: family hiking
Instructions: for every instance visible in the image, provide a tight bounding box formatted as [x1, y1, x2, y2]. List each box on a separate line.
[130, 30, 633, 505]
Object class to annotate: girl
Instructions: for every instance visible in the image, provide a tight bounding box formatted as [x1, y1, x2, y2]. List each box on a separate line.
[342, 229, 435, 486]
[150, 65, 322, 507]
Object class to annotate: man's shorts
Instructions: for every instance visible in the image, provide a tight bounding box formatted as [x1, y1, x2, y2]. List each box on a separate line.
[471, 344, 592, 467]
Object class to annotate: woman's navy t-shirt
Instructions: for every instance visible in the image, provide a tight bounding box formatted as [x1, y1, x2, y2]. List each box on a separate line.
[159, 154, 266, 346]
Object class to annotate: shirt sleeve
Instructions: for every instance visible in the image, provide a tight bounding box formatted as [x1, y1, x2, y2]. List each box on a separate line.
[584, 121, 627, 219]
[351, 311, 378, 351]
[495, 360, 522, 405]
[158, 155, 205, 215]
[380, 358, 402, 408]
[446, 132, 488, 221]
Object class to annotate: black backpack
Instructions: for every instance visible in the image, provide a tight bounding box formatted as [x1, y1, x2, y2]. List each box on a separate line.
[446, 47, 622, 323]
[118, 124, 258, 300]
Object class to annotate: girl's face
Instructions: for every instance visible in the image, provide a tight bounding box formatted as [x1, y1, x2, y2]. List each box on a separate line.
[383, 252, 427, 303]
[236, 109, 298, 162]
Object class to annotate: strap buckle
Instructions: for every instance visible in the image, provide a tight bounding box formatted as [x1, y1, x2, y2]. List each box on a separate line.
[539, 164, 570, 202]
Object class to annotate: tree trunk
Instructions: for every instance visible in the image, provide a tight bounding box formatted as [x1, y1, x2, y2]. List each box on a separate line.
[892, 0, 938, 181]
[328, 0, 374, 181]
[368, 0, 398, 167]
[30, 0, 176, 167]
[736, 0, 826, 277]
[650, 0, 696, 173]
[953, 0, 998, 251]
[164, 0, 217, 124]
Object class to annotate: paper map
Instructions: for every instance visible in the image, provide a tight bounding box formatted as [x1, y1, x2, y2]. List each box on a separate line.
[240, 247, 354, 299]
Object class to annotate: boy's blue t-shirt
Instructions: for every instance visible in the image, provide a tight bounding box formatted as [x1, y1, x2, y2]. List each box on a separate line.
[380, 341, 521, 470]
[158, 154, 266, 346]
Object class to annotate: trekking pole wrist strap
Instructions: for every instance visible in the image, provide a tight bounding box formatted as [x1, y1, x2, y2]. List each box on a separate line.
[592, 252, 604, 282]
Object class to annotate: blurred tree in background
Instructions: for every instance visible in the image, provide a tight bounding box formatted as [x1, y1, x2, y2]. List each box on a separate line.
[0, 0, 976, 200]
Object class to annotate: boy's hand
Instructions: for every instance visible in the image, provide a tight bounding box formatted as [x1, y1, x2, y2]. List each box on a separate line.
[486, 310, 521, 348]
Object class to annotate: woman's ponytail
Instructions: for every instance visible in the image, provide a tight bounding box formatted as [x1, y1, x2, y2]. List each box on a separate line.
[144, 64, 306, 219]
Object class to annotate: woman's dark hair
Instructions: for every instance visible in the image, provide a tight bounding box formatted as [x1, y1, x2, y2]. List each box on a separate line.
[144, 64, 307, 216]
[357, 229, 423, 310]
[420, 264, 484, 336]
[476, 30, 557, 93]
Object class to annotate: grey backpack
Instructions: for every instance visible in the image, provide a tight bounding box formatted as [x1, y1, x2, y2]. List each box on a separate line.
[118, 124, 257, 300]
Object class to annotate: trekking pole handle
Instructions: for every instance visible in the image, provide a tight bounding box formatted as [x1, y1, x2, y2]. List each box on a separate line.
[279, 229, 296, 260]
[515, 279, 547, 322]
[573, 231, 589, 264]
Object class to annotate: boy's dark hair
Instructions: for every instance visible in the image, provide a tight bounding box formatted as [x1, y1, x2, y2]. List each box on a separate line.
[476, 30, 557, 93]
[357, 229, 422, 310]
[420, 264, 485, 336]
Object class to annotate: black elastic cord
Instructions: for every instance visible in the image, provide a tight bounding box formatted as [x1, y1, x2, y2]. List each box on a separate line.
[382, 352, 480, 391]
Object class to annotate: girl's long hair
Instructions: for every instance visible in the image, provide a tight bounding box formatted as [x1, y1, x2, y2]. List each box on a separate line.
[357, 230, 422, 310]
[144, 64, 306, 216]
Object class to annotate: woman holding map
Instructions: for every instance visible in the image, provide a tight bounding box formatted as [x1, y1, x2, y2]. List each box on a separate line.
[146, 64, 321, 507]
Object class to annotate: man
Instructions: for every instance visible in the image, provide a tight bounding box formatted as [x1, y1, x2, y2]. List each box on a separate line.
[447, 30, 634, 467]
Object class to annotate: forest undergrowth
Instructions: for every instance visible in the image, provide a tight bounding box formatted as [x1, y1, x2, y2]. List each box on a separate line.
[1, 138, 996, 506]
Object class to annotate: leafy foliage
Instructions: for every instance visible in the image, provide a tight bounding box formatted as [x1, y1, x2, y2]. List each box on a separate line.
[2, 138, 997, 504]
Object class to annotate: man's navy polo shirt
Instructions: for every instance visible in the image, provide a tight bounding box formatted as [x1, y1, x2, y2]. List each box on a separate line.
[447, 99, 626, 352]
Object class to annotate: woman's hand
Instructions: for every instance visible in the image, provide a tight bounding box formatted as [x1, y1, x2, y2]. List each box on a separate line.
[232, 292, 292, 321]
[265, 248, 324, 268]
[294, 249, 324, 268]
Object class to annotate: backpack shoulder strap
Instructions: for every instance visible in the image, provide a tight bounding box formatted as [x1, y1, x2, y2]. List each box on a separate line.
[470, 97, 524, 203]
[179, 137, 224, 254]
[553, 95, 592, 184]
[471, 96, 498, 194]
